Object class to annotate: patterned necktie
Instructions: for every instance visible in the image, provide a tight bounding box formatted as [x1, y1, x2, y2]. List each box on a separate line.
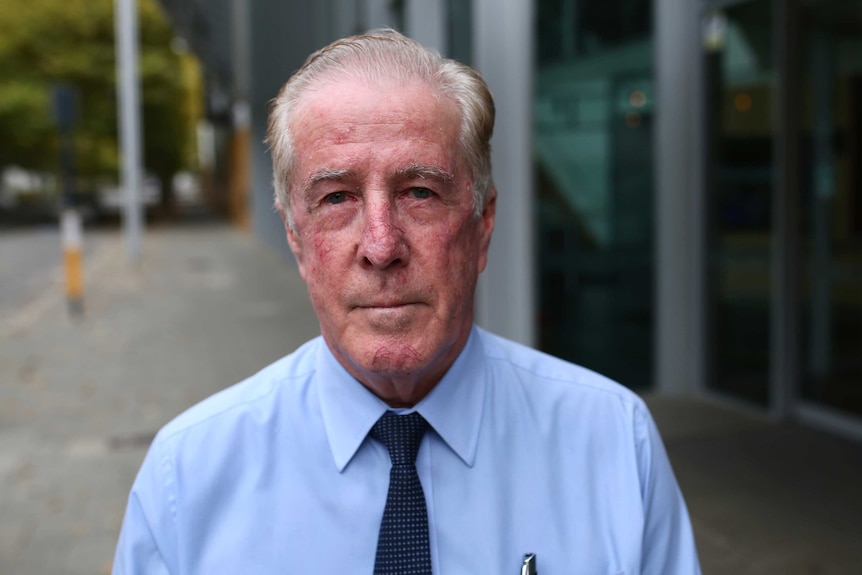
[370, 411, 432, 575]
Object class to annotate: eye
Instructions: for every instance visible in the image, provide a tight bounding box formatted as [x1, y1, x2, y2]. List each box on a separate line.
[324, 192, 348, 205]
[410, 187, 433, 200]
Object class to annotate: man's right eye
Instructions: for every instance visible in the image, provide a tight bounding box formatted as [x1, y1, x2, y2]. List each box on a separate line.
[324, 192, 348, 205]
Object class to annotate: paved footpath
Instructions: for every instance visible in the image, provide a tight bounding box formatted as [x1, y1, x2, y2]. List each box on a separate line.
[0, 223, 319, 574]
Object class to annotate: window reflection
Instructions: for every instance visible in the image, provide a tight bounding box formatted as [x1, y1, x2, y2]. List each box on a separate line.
[535, 0, 654, 389]
[704, 0, 773, 406]
[798, 0, 862, 417]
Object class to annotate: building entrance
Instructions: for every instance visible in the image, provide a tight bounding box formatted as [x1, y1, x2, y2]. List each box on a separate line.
[704, 0, 774, 407]
[797, 0, 862, 420]
[704, 0, 862, 434]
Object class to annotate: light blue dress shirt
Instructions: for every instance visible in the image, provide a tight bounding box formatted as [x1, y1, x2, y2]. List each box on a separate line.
[113, 326, 701, 574]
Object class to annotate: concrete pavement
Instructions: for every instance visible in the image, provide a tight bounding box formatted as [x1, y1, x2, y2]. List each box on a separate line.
[1, 221, 861, 573]
[647, 395, 862, 574]
[0, 222, 319, 574]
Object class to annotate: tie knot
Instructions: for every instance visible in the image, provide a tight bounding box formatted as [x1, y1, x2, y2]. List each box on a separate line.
[371, 411, 428, 466]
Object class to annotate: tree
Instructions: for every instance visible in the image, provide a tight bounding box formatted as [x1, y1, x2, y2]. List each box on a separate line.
[0, 0, 200, 214]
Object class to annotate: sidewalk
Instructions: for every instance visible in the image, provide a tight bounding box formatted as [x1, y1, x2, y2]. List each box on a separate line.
[0, 223, 320, 574]
[1, 223, 861, 573]
[646, 395, 862, 574]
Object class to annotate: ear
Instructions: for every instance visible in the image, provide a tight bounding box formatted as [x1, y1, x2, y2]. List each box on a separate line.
[477, 187, 496, 274]
[276, 199, 308, 281]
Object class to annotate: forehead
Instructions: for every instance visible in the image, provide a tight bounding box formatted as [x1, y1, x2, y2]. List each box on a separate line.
[289, 77, 461, 160]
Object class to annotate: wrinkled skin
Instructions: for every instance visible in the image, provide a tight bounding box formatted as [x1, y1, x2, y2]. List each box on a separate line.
[277, 77, 496, 407]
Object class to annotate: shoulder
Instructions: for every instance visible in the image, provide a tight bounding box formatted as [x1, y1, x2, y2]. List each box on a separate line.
[475, 327, 647, 414]
[155, 336, 322, 444]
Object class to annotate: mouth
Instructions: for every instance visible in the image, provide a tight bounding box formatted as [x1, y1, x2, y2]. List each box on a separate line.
[356, 302, 417, 310]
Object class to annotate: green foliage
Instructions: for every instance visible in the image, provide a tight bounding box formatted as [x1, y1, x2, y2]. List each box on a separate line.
[0, 0, 198, 184]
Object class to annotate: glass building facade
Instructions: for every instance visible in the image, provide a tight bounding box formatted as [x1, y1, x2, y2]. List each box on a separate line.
[704, 0, 775, 407]
[232, 0, 862, 440]
[530, 0, 862, 435]
[701, 0, 862, 431]
[795, 1, 862, 420]
[535, 0, 654, 389]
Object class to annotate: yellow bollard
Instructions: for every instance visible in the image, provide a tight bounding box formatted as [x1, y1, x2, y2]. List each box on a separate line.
[62, 209, 84, 315]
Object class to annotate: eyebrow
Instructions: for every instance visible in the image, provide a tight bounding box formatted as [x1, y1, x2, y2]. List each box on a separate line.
[300, 164, 455, 195]
[395, 164, 455, 185]
[301, 168, 355, 194]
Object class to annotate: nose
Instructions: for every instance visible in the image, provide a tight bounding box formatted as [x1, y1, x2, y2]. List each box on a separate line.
[357, 201, 408, 269]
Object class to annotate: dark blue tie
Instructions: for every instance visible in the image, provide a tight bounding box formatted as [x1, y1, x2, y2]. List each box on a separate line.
[371, 411, 432, 575]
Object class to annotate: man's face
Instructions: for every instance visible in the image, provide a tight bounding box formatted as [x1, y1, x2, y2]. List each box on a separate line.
[280, 77, 495, 406]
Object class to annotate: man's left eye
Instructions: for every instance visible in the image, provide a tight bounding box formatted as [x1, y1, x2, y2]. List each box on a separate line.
[410, 187, 433, 199]
[324, 192, 348, 205]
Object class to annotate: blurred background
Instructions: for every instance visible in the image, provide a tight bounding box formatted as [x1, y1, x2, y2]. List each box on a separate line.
[1, 0, 861, 573]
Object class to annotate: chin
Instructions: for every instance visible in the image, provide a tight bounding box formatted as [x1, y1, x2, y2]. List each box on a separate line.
[325, 320, 469, 384]
[366, 338, 427, 373]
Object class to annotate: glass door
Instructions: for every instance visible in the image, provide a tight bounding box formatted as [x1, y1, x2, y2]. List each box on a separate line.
[797, 0, 862, 417]
[704, 0, 774, 406]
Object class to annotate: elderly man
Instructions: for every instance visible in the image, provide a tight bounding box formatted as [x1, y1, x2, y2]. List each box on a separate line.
[113, 30, 700, 574]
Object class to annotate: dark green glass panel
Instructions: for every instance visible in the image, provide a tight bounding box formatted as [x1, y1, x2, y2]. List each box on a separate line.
[535, 0, 654, 389]
[798, 0, 862, 416]
[704, 0, 774, 406]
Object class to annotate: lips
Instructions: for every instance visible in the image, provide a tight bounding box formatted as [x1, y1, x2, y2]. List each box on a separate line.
[356, 302, 416, 309]
[346, 292, 428, 309]
[343, 285, 432, 310]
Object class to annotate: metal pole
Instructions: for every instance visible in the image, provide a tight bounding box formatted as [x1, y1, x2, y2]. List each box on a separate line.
[53, 85, 85, 316]
[114, 0, 144, 262]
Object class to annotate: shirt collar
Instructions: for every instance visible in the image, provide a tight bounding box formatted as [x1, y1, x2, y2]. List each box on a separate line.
[317, 326, 487, 472]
